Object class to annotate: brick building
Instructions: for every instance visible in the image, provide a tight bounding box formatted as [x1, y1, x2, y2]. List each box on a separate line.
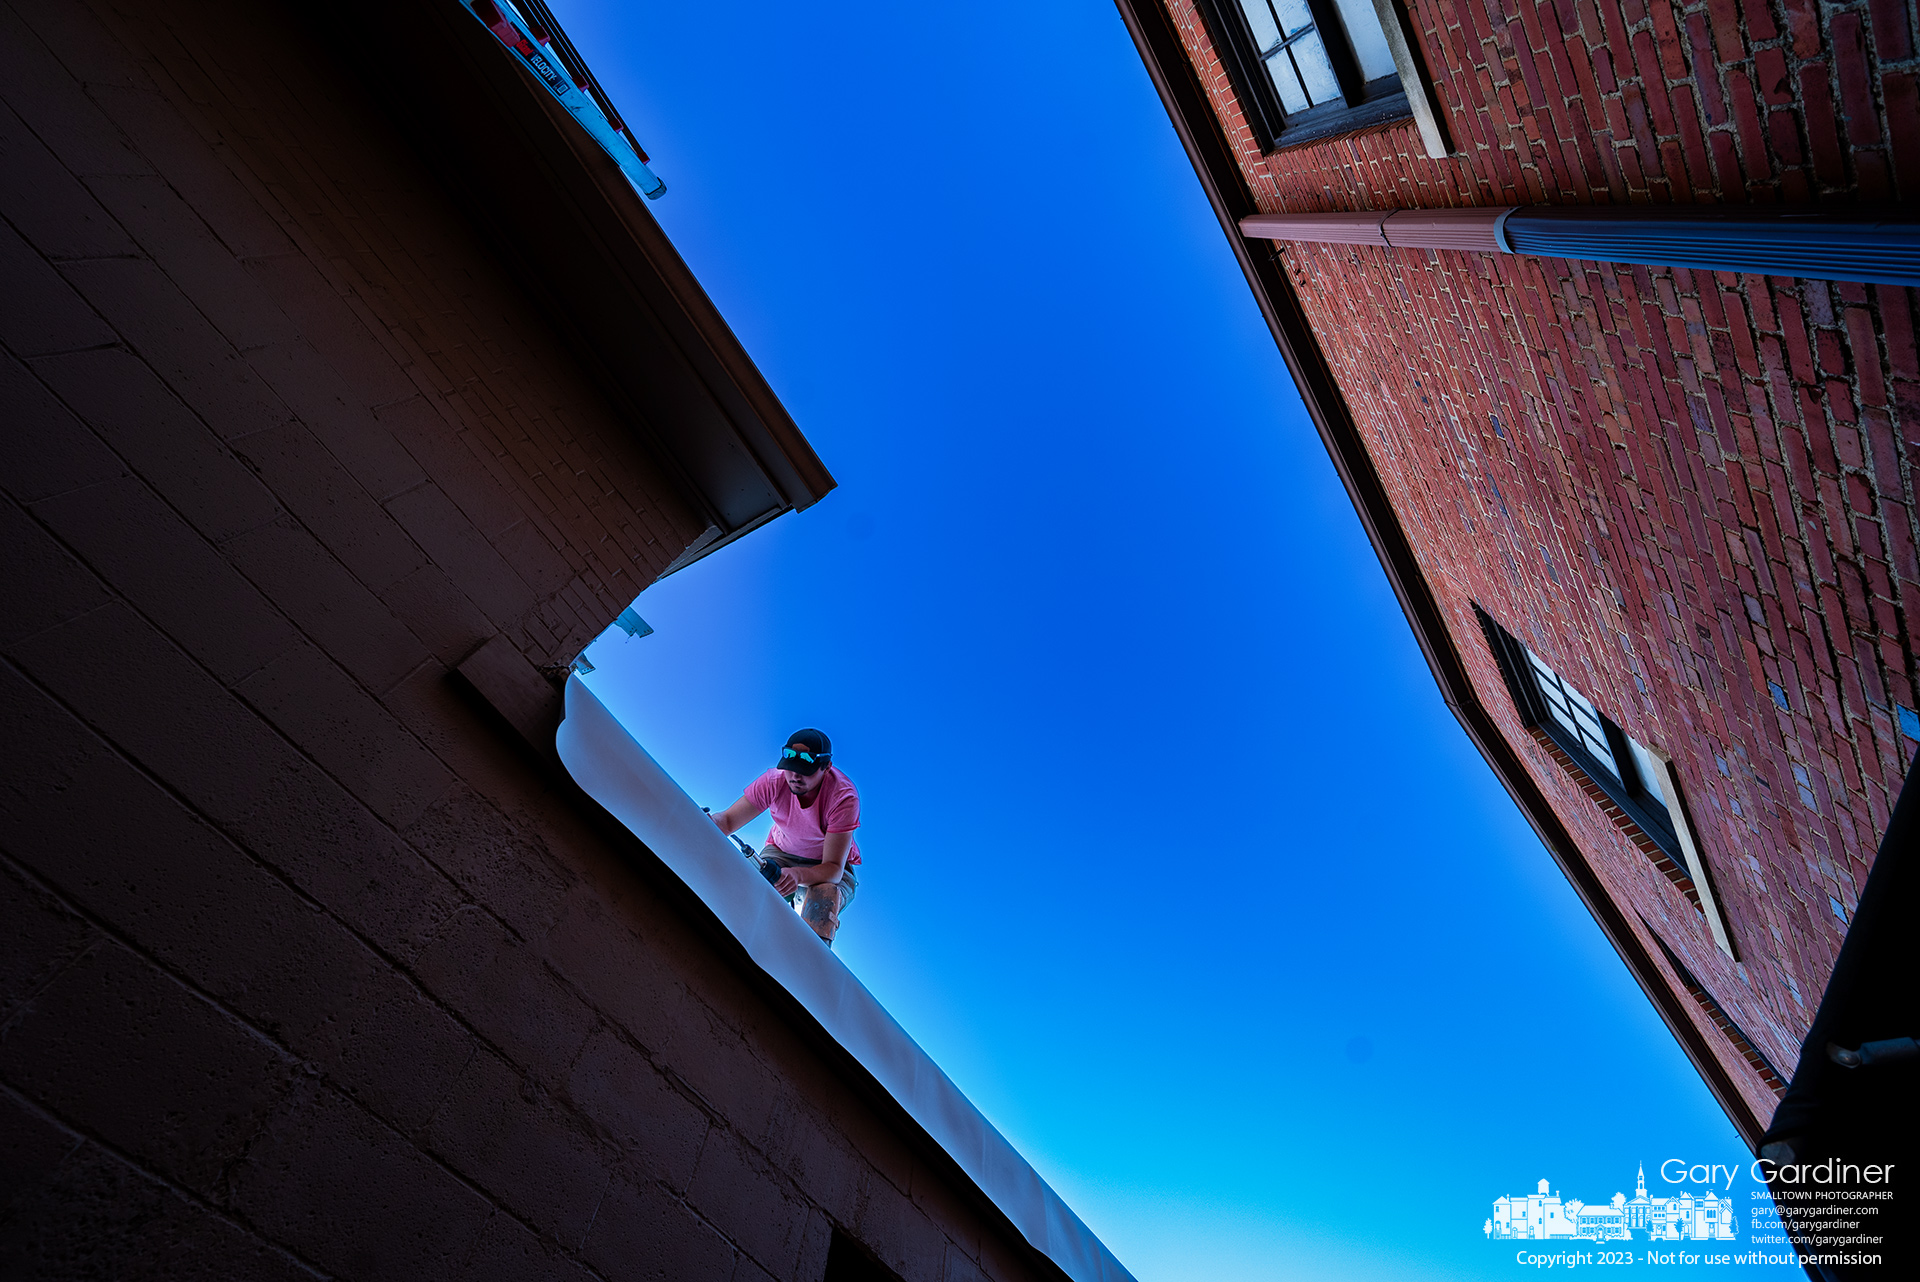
[0, 2, 1131, 1279]
[1112, 0, 1920, 1160]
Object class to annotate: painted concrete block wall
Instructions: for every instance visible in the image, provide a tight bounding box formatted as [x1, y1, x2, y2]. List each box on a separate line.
[1, 2, 1043, 1279]
[1163, 0, 1919, 1124]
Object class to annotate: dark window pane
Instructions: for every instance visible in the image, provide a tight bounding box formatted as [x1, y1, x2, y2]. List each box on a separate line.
[1527, 649, 1620, 779]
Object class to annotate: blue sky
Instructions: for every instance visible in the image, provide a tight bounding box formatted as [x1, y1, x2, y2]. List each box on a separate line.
[547, 3, 1797, 1278]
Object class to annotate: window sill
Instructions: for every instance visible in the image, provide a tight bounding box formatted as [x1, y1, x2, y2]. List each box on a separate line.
[1263, 90, 1413, 154]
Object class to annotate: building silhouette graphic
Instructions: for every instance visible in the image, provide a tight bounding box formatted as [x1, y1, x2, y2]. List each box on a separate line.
[1486, 1165, 1736, 1242]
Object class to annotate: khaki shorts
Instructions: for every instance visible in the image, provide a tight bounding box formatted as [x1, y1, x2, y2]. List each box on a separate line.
[758, 843, 857, 943]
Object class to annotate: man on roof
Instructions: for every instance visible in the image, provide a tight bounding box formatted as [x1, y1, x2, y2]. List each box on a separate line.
[710, 728, 861, 946]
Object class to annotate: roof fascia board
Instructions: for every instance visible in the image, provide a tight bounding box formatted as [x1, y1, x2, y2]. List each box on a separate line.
[507, 71, 833, 516]
[328, 0, 833, 556]
[506, 64, 836, 510]
[1110, 0, 1765, 1147]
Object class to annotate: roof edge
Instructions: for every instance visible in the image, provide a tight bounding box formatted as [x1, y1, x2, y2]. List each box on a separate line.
[556, 677, 1137, 1282]
[450, 656, 1106, 1282]
[513, 71, 839, 511]
[1109, 0, 1766, 1148]
[330, 0, 834, 576]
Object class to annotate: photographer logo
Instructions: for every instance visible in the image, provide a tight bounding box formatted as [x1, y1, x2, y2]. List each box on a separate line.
[1484, 1164, 1737, 1242]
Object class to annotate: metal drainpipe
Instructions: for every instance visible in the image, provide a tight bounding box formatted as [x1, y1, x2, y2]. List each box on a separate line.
[1239, 205, 1920, 287]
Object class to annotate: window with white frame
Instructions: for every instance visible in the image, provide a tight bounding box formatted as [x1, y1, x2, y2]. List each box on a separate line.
[1232, 0, 1394, 115]
[1197, 0, 1447, 152]
[1477, 606, 1741, 960]
[1480, 611, 1679, 850]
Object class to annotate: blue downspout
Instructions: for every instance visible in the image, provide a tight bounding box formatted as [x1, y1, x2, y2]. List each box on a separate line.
[1499, 205, 1920, 288]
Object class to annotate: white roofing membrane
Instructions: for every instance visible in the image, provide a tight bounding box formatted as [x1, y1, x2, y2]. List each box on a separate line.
[557, 676, 1136, 1282]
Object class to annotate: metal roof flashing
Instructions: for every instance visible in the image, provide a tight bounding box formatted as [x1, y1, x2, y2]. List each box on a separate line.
[555, 678, 1138, 1282]
[1108, 0, 1767, 1146]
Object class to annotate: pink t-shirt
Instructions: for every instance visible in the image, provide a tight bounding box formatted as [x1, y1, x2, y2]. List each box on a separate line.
[744, 766, 862, 865]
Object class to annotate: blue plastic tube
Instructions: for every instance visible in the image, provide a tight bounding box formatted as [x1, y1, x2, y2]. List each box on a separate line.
[464, 0, 666, 200]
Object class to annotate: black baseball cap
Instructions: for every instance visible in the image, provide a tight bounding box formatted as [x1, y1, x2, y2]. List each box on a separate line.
[776, 728, 832, 775]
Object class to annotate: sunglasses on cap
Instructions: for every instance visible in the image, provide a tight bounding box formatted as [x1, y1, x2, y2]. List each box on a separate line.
[779, 746, 830, 773]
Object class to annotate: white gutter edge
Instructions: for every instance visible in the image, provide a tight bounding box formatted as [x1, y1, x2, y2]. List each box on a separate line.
[555, 676, 1137, 1282]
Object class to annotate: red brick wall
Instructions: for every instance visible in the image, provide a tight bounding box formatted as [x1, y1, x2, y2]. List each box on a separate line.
[1164, 0, 1920, 1121]
[1, 2, 1040, 1277]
